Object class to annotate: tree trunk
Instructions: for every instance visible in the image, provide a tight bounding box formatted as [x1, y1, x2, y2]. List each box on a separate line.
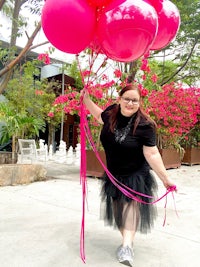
[0, 0, 6, 10]
[12, 135, 16, 163]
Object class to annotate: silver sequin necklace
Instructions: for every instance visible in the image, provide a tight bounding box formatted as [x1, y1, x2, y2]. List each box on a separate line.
[114, 114, 135, 144]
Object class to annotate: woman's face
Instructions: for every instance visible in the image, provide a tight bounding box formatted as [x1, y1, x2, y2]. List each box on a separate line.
[119, 89, 140, 117]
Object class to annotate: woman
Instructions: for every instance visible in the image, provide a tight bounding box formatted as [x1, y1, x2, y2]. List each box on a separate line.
[83, 84, 176, 266]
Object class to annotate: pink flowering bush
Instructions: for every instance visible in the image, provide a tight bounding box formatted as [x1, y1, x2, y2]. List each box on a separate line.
[37, 47, 55, 65]
[37, 53, 51, 65]
[136, 55, 200, 149]
[147, 83, 200, 148]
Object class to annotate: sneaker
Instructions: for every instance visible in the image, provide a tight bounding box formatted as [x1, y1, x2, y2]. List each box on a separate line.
[116, 245, 123, 257]
[116, 245, 134, 267]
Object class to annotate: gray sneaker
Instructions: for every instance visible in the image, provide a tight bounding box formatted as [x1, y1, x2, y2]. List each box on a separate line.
[116, 245, 134, 266]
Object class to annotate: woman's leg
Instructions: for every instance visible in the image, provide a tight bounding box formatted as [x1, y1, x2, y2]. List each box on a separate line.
[121, 200, 139, 247]
[113, 200, 139, 266]
[113, 200, 139, 246]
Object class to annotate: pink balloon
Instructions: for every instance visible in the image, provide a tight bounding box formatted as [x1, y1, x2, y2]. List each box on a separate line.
[87, 0, 113, 7]
[149, 0, 180, 50]
[41, 0, 96, 54]
[148, 0, 163, 12]
[97, 0, 158, 62]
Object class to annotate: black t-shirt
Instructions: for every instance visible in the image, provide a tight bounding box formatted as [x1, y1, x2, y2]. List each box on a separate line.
[100, 104, 156, 175]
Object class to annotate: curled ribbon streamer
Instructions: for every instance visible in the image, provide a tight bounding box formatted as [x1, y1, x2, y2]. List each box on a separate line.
[79, 94, 178, 263]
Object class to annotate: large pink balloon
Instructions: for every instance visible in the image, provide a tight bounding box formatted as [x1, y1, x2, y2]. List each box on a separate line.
[97, 0, 158, 62]
[87, 0, 113, 7]
[148, 0, 163, 12]
[41, 0, 96, 54]
[149, 0, 181, 50]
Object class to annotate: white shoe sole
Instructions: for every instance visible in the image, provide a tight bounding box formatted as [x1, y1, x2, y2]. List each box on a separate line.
[119, 259, 133, 267]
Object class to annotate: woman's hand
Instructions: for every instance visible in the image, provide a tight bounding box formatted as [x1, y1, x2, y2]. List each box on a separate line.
[80, 89, 89, 100]
[80, 89, 104, 124]
[163, 177, 177, 192]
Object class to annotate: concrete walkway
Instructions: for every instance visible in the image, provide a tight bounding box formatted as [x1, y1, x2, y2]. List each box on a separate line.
[0, 162, 200, 267]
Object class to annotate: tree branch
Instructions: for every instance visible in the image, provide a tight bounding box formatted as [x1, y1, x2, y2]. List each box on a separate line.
[31, 40, 49, 50]
[161, 35, 200, 86]
[0, 21, 42, 78]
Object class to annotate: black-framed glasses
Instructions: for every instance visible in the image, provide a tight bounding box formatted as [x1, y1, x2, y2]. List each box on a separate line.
[121, 97, 139, 105]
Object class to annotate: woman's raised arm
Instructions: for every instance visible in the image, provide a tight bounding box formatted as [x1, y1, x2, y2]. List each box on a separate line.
[82, 90, 104, 124]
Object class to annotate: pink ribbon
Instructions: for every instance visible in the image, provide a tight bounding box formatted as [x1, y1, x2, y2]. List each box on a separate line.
[80, 101, 87, 263]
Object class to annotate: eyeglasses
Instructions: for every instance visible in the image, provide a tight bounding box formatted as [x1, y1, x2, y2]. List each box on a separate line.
[121, 97, 140, 105]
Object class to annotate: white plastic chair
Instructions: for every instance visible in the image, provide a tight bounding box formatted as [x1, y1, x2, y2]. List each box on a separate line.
[18, 139, 47, 163]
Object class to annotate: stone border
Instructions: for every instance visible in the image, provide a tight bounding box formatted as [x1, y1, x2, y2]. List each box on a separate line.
[0, 164, 47, 186]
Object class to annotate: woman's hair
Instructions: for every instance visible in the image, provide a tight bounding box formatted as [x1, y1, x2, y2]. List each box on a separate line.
[107, 84, 156, 134]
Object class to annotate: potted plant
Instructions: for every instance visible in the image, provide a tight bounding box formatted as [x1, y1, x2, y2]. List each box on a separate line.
[180, 122, 200, 165]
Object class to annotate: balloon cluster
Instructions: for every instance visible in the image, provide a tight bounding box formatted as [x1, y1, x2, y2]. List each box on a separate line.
[41, 0, 180, 62]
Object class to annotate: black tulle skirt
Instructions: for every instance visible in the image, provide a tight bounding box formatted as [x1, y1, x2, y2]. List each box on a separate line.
[100, 164, 158, 233]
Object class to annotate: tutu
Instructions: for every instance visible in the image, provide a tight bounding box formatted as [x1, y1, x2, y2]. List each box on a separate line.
[100, 163, 158, 233]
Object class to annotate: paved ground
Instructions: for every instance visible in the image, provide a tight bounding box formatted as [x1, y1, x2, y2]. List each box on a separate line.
[0, 162, 200, 267]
